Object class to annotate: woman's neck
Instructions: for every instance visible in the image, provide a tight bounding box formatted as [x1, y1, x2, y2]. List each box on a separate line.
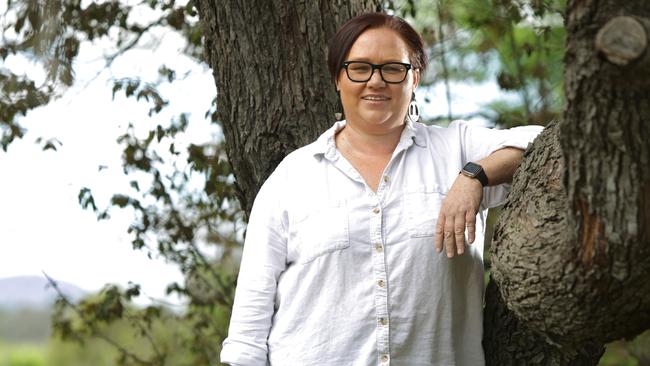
[336, 120, 405, 157]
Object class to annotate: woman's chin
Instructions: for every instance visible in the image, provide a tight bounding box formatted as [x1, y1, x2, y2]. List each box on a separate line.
[356, 113, 401, 127]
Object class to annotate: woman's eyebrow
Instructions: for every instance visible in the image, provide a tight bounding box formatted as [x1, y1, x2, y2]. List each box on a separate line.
[345, 57, 407, 63]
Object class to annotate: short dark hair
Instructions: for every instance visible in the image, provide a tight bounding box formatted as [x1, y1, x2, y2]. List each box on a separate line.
[327, 13, 427, 83]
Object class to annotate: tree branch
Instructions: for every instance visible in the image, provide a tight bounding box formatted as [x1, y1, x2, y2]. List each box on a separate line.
[43, 272, 160, 366]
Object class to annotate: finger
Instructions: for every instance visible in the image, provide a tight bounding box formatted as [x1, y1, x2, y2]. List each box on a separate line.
[454, 213, 465, 255]
[466, 211, 476, 244]
[444, 216, 456, 258]
[435, 214, 445, 253]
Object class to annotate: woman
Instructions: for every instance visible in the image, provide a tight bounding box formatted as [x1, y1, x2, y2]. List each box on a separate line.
[221, 13, 541, 366]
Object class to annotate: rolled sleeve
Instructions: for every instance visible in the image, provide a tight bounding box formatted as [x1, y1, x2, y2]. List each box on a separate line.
[220, 172, 287, 366]
[454, 120, 543, 208]
[220, 338, 268, 366]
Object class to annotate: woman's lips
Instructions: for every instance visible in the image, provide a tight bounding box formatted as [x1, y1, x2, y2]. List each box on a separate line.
[361, 95, 390, 102]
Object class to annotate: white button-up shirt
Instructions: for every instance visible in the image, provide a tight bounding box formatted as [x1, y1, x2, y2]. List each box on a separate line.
[220, 120, 542, 366]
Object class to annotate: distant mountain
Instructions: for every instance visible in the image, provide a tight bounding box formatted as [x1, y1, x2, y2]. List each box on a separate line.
[0, 275, 87, 310]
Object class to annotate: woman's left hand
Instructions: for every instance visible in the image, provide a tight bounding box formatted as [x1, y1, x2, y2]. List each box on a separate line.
[435, 174, 483, 258]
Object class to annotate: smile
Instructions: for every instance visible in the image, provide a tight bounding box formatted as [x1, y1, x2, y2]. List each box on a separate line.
[362, 95, 390, 101]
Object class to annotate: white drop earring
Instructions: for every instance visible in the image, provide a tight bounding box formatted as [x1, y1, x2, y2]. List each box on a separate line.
[407, 92, 420, 123]
[335, 91, 344, 121]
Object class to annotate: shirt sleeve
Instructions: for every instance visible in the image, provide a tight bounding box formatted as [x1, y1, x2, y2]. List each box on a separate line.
[454, 120, 544, 208]
[220, 172, 288, 366]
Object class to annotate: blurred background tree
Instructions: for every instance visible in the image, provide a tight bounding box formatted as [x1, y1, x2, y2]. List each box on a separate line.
[387, 0, 565, 127]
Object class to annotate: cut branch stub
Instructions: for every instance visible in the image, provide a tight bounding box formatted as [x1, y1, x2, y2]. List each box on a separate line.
[595, 16, 647, 66]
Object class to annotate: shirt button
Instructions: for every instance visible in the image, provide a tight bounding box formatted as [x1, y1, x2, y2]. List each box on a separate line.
[383, 175, 389, 183]
[381, 354, 389, 363]
[377, 279, 385, 287]
[379, 317, 388, 326]
[373, 207, 380, 214]
[375, 244, 383, 253]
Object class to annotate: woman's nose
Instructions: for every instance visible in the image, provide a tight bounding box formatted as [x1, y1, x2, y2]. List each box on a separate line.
[367, 68, 386, 86]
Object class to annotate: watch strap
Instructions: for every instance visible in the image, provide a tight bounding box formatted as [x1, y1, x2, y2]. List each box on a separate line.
[475, 168, 488, 187]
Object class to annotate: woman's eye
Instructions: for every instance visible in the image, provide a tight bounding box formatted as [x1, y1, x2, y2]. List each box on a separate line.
[383, 65, 404, 73]
[350, 65, 371, 72]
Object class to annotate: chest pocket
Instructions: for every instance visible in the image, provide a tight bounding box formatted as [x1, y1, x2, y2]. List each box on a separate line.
[404, 188, 446, 238]
[289, 205, 350, 264]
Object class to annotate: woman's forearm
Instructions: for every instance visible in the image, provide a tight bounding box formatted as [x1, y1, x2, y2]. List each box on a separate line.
[477, 147, 525, 186]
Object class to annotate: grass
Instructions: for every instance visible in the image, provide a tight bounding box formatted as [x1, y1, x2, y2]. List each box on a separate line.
[0, 330, 645, 366]
[0, 342, 46, 366]
[599, 341, 639, 366]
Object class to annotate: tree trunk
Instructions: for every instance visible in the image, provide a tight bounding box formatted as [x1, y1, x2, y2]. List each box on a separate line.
[195, 0, 382, 217]
[484, 121, 605, 364]
[486, 0, 650, 363]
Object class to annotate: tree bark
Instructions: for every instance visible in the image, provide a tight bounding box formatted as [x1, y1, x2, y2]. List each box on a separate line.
[484, 121, 605, 364]
[195, 0, 382, 217]
[487, 0, 650, 363]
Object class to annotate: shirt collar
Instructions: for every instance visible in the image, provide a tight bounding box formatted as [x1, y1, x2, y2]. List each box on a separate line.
[313, 119, 426, 162]
[400, 118, 427, 149]
[311, 120, 346, 161]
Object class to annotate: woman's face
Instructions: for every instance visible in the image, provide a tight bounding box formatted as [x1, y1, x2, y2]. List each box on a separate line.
[336, 27, 419, 132]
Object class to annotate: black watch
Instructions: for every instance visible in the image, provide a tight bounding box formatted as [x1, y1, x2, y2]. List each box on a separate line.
[460, 162, 488, 187]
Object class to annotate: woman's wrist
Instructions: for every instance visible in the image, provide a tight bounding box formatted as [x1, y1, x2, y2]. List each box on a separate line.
[477, 147, 524, 186]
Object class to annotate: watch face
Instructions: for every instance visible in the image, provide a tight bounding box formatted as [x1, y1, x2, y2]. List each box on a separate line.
[463, 162, 482, 176]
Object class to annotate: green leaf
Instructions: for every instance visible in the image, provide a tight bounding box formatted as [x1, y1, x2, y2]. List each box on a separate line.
[111, 194, 131, 208]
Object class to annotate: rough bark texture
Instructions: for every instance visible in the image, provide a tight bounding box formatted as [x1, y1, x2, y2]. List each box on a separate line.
[484, 279, 604, 366]
[560, 0, 650, 342]
[195, 0, 381, 217]
[484, 122, 605, 365]
[488, 0, 650, 362]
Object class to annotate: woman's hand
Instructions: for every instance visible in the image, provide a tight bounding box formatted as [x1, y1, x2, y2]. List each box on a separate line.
[435, 174, 483, 258]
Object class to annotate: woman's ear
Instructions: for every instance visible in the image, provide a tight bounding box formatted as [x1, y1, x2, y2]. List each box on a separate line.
[412, 68, 421, 91]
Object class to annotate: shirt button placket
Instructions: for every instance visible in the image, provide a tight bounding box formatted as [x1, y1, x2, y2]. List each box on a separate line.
[370, 200, 390, 364]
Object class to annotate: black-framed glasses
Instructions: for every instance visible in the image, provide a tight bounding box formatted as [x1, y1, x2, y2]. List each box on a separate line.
[342, 61, 413, 84]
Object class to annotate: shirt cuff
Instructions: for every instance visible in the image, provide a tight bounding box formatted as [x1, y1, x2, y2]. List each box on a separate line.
[220, 338, 268, 366]
[480, 125, 543, 208]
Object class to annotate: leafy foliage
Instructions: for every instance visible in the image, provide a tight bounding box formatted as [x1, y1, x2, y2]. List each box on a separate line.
[3, 0, 239, 364]
[1, 0, 201, 150]
[389, 0, 566, 126]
